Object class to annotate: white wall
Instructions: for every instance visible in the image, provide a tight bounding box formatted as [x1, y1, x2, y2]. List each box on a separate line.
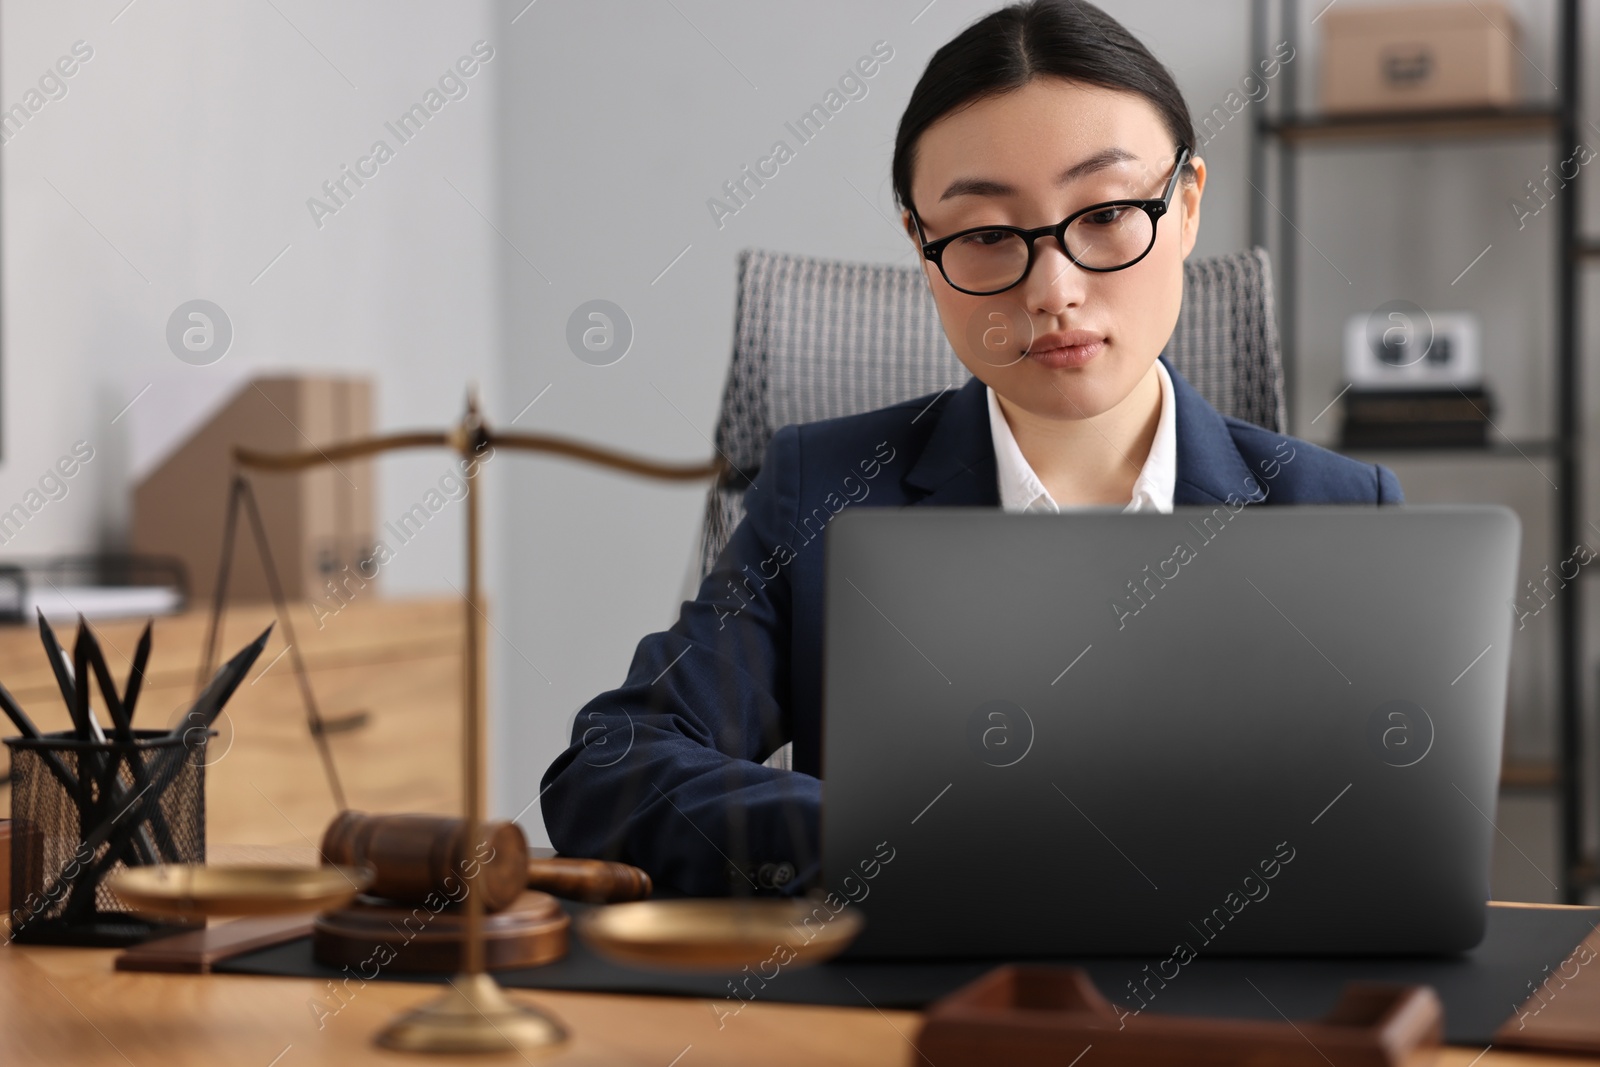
[1, 0, 503, 576]
[1, 0, 508, 805]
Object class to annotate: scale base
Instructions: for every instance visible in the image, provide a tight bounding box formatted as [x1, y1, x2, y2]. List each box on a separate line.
[374, 971, 567, 1055]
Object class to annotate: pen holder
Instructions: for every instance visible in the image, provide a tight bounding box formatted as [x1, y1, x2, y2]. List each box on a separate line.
[5, 728, 212, 946]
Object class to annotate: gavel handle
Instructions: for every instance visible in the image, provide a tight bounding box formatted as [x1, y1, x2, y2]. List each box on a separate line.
[527, 857, 653, 903]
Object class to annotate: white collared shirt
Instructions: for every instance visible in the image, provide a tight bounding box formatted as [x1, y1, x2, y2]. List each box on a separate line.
[986, 359, 1176, 514]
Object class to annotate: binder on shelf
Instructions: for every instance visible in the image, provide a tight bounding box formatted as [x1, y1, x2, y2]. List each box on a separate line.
[1340, 386, 1492, 449]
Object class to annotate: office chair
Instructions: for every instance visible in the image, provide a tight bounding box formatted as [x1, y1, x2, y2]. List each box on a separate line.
[692, 246, 1287, 769]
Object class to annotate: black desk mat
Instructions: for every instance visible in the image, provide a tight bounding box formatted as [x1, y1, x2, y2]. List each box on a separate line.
[216, 902, 1598, 1045]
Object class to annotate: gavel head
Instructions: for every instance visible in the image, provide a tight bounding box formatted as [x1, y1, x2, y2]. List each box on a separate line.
[320, 811, 530, 913]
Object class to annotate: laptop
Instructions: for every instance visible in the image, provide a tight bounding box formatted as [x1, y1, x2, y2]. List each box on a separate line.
[819, 504, 1520, 958]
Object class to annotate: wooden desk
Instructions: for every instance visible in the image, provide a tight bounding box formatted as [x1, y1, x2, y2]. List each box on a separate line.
[1, 845, 904, 1065]
[2, 930, 1593, 1067]
[3, 945, 911, 1066]
[1, 847, 1596, 1065]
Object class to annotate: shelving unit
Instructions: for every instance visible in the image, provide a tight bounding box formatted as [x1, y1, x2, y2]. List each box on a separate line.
[1342, 441, 1562, 458]
[1250, 0, 1590, 900]
[1260, 104, 1561, 142]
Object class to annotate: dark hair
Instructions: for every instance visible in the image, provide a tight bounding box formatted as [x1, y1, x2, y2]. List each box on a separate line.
[891, 0, 1197, 216]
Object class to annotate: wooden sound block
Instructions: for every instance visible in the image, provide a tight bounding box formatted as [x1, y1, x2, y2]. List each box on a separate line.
[313, 889, 568, 973]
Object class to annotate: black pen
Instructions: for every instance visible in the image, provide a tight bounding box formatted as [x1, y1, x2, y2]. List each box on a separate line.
[173, 622, 275, 741]
[123, 619, 154, 727]
[71, 622, 94, 742]
[37, 609, 81, 735]
[0, 678, 42, 739]
[82, 623, 134, 744]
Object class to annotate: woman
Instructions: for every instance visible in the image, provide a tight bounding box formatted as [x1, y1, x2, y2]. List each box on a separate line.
[540, 0, 1402, 897]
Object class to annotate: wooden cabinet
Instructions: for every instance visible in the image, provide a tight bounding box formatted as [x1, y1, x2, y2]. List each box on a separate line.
[0, 596, 462, 847]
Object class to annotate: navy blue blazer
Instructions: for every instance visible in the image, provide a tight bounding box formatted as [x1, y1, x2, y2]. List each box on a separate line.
[539, 356, 1403, 897]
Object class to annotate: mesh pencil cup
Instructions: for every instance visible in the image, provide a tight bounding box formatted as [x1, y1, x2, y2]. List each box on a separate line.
[5, 727, 212, 946]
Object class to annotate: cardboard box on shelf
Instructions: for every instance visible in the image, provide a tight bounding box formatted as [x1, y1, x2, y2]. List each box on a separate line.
[1319, 1, 1522, 114]
[131, 376, 375, 604]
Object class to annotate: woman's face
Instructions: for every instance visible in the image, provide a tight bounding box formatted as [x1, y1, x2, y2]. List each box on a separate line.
[903, 78, 1205, 422]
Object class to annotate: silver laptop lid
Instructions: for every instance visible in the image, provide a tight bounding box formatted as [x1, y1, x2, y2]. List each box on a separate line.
[820, 505, 1520, 958]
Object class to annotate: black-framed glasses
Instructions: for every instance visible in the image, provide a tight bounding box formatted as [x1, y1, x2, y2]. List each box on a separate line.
[910, 145, 1192, 296]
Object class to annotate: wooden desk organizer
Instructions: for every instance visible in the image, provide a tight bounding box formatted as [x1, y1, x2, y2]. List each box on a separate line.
[914, 965, 1442, 1067]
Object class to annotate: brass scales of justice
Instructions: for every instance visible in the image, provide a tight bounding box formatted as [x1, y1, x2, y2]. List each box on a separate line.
[108, 390, 862, 1055]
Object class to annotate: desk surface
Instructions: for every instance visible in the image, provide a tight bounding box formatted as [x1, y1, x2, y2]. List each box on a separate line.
[9, 946, 1583, 1067]
[3, 847, 1596, 1066]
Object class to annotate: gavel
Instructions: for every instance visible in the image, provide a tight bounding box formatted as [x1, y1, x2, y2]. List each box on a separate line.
[321, 811, 652, 911]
